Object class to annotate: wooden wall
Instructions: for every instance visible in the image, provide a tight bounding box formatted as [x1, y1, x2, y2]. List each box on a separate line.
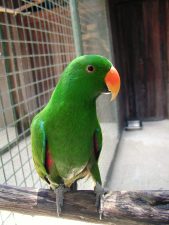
[108, 0, 169, 121]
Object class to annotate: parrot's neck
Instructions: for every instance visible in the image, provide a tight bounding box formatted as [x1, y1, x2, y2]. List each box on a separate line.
[50, 78, 98, 108]
[42, 79, 98, 126]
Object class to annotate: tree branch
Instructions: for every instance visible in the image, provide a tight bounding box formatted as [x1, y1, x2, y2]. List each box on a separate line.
[0, 185, 169, 224]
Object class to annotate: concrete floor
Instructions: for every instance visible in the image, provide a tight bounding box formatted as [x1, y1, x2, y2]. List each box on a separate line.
[1, 120, 169, 192]
[0, 127, 17, 149]
[106, 119, 169, 190]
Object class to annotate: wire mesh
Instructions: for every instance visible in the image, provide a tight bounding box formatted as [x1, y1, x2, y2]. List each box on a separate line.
[78, 0, 111, 59]
[0, 0, 119, 224]
[0, 0, 75, 223]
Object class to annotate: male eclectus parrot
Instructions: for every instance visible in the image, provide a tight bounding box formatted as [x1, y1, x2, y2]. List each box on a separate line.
[31, 55, 120, 215]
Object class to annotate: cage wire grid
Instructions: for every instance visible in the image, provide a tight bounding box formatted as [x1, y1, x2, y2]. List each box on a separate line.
[0, 0, 76, 223]
[78, 0, 111, 58]
[0, 0, 112, 224]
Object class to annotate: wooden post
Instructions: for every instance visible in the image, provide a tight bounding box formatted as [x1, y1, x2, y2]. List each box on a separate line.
[0, 185, 169, 224]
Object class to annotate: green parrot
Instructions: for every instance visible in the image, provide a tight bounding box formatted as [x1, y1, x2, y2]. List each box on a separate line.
[31, 55, 120, 215]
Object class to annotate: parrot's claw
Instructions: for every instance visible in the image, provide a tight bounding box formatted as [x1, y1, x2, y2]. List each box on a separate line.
[55, 185, 64, 216]
[94, 182, 105, 220]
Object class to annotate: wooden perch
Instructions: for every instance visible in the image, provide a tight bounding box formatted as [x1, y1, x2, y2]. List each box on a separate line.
[0, 185, 169, 224]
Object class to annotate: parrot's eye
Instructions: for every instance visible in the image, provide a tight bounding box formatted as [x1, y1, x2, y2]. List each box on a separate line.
[86, 65, 95, 73]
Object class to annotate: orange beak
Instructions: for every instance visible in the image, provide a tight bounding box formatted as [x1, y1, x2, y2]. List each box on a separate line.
[104, 66, 120, 101]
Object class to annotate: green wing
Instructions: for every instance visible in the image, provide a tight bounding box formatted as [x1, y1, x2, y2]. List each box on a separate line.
[93, 121, 102, 161]
[31, 115, 63, 188]
[31, 116, 48, 180]
[88, 121, 102, 185]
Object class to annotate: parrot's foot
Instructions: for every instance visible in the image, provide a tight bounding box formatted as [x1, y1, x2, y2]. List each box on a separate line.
[94, 182, 105, 220]
[55, 185, 64, 216]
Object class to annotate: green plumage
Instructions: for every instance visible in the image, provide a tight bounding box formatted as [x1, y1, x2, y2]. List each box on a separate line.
[31, 55, 112, 189]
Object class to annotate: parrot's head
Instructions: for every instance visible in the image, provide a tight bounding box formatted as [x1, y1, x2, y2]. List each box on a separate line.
[61, 55, 120, 101]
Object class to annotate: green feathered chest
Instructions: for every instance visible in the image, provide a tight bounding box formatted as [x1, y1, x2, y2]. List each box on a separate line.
[43, 101, 97, 179]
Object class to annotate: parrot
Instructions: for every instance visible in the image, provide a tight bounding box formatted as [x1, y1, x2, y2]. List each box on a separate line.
[31, 55, 120, 216]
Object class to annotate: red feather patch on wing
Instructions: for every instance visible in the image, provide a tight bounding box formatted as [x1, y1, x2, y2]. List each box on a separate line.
[45, 145, 54, 173]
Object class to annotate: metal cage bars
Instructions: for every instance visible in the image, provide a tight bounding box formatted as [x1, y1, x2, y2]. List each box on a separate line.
[0, 2, 76, 223]
[0, 1, 76, 223]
